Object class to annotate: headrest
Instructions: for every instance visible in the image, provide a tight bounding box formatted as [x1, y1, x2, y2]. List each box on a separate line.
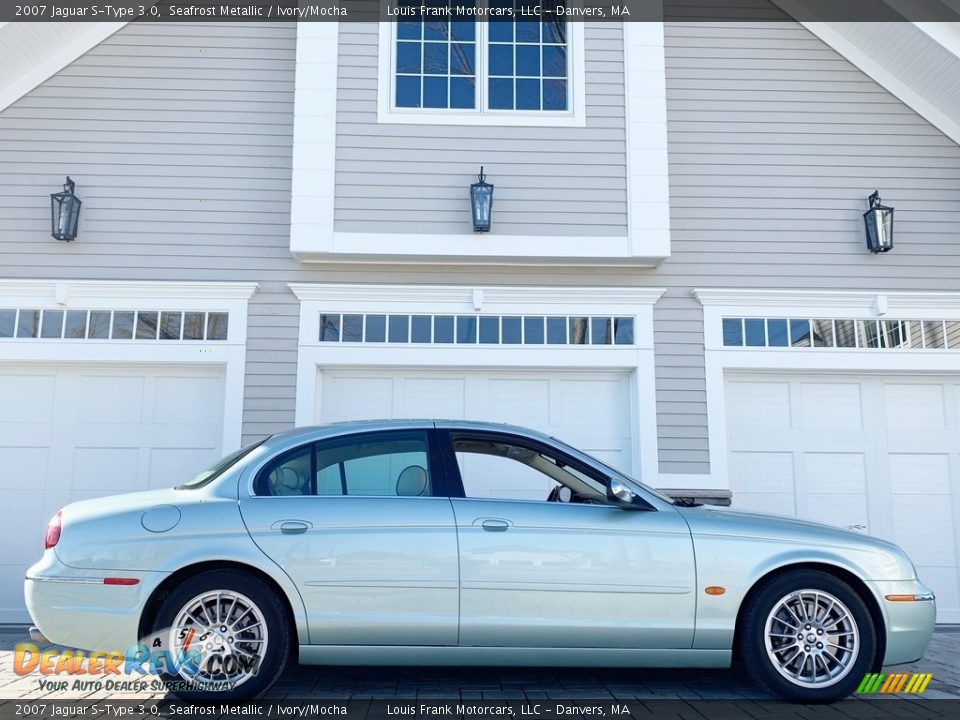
[396, 465, 428, 496]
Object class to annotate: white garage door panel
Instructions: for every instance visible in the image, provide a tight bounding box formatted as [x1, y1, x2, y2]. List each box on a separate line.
[727, 373, 960, 622]
[319, 369, 633, 476]
[0, 365, 226, 622]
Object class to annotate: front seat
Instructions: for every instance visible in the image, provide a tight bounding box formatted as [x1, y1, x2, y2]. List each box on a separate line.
[396, 465, 428, 496]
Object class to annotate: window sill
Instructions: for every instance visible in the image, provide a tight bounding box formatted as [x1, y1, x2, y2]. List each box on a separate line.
[377, 108, 587, 127]
[290, 231, 669, 266]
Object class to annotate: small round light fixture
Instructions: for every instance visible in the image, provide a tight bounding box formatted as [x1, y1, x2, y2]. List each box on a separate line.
[470, 166, 493, 233]
[863, 190, 893, 253]
[50, 176, 82, 242]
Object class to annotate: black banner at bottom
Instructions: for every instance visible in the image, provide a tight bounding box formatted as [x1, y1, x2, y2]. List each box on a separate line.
[0, 700, 957, 720]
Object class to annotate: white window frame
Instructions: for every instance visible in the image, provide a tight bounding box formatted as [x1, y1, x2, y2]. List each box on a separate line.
[692, 288, 960, 492]
[290, 283, 663, 484]
[0, 279, 258, 453]
[377, 19, 586, 127]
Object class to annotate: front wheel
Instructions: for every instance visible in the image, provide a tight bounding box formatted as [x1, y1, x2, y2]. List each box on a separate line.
[739, 570, 878, 702]
[149, 570, 290, 701]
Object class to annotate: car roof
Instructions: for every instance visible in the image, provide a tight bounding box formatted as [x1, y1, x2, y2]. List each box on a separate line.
[267, 419, 557, 445]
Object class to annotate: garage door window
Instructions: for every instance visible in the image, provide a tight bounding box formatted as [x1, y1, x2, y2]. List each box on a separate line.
[722, 317, 960, 350]
[0, 308, 229, 341]
[318, 312, 635, 346]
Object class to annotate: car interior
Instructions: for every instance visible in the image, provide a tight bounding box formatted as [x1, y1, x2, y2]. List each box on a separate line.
[451, 438, 607, 504]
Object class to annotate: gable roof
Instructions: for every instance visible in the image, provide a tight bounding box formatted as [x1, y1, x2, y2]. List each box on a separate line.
[2, 10, 960, 148]
[773, 0, 960, 145]
[0, 22, 126, 112]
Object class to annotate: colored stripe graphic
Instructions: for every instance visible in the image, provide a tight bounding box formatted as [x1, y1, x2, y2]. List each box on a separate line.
[856, 673, 879, 693]
[903, 674, 919, 693]
[879, 674, 897, 693]
[857, 672, 932, 694]
[893, 673, 910, 693]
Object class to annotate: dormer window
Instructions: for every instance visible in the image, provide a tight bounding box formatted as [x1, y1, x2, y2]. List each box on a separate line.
[378, 1, 585, 127]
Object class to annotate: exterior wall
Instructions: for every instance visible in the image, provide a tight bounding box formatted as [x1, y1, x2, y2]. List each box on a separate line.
[652, 14, 960, 475]
[333, 22, 628, 237]
[2, 12, 960, 480]
[0, 21, 300, 442]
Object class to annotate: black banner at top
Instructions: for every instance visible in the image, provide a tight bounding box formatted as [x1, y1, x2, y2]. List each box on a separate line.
[2, 0, 959, 23]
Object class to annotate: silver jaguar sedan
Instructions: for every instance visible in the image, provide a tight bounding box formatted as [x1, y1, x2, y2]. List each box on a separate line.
[25, 420, 934, 702]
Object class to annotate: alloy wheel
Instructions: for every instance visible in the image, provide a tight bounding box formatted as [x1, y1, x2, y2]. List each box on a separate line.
[764, 589, 860, 688]
[169, 589, 269, 689]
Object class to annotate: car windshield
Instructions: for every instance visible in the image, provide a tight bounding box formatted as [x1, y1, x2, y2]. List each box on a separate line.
[178, 438, 269, 489]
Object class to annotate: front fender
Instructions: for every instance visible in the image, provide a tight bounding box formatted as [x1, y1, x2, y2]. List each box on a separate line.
[691, 535, 890, 650]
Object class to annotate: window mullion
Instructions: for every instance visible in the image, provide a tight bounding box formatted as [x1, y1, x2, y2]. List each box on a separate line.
[478, 12, 488, 112]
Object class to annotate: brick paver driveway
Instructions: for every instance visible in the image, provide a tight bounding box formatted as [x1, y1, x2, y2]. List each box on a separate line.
[1, 625, 958, 702]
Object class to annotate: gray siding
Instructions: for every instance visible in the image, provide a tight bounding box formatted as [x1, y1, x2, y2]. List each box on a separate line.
[655, 13, 960, 474]
[333, 22, 628, 237]
[0, 22, 301, 442]
[3, 13, 960, 479]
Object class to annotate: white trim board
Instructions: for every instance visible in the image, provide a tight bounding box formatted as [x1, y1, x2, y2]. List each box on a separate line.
[290, 283, 664, 485]
[289, 22, 339, 257]
[0, 279, 259, 453]
[692, 288, 960, 489]
[623, 22, 671, 261]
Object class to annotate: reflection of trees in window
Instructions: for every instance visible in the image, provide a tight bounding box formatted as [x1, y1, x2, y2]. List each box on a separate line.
[206, 313, 229, 341]
[88, 311, 111, 339]
[136, 311, 158, 340]
[320, 314, 340, 342]
[568, 317, 588, 344]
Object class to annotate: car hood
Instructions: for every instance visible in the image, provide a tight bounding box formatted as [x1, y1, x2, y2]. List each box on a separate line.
[677, 505, 902, 553]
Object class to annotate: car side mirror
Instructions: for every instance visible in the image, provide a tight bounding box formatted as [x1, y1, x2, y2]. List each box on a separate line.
[606, 478, 640, 509]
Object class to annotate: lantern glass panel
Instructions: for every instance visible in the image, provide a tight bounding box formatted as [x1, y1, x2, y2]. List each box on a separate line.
[470, 182, 493, 231]
[864, 205, 893, 252]
[50, 193, 81, 241]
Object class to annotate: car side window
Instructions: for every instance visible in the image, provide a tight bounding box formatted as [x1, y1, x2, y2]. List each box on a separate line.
[254, 430, 435, 497]
[256, 445, 312, 497]
[451, 434, 606, 504]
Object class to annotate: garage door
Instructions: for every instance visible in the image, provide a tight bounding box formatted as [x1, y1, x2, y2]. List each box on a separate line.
[0, 365, 226, 622]
[319, 368, 634, 476]
[726, 373, 960, 621]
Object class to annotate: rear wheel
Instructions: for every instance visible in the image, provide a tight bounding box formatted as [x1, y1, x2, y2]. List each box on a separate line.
[740, 570, 877, 702]
[149, 570, 290, 700]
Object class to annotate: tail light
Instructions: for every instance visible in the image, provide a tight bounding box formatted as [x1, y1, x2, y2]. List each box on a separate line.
[44, 511, 62, 550]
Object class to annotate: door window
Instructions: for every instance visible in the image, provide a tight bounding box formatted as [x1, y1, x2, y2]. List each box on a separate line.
[253, 430, 434, 497]
[450, 434, 606, 504]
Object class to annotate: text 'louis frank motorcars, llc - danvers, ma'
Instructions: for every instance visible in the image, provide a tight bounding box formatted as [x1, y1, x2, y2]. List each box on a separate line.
[24, 420, 935, 702]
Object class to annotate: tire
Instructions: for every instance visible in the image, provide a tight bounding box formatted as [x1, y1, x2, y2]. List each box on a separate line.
[148, 570, 291, 701]
[739, 570, 878, 702]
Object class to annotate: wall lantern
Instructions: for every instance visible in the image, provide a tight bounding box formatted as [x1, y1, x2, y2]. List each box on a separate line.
[50, 176, 82, 242]
[863, 190, 893, 253]
[470, 166, 493, 233]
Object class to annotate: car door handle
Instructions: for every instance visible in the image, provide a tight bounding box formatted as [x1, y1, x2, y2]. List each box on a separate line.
[480, 519, 510, 532]
[272, 520, 311, 535]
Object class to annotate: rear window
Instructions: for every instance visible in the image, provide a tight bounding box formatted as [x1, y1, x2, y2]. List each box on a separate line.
[178, 439, 268, 489]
